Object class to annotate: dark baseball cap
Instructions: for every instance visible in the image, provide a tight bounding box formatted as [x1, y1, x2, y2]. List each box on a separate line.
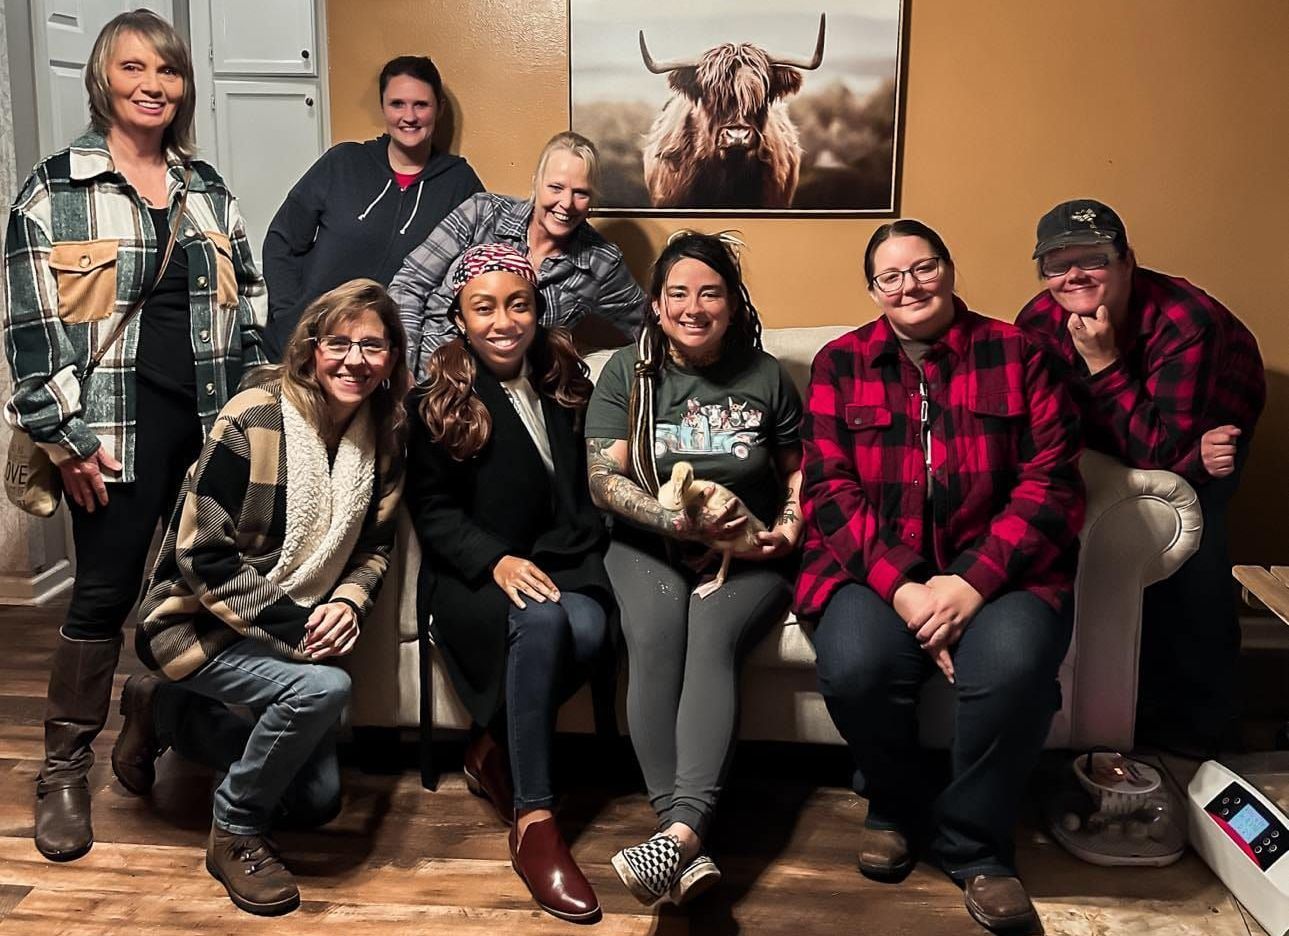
[1032, 199, 1127, 258]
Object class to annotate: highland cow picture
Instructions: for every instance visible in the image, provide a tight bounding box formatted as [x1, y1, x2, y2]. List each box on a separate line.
[569, 0, 904, 215]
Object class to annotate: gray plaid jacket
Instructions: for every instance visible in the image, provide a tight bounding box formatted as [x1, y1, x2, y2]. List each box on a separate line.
[3, 131, 269, 481]
[388, 193, 646, 380]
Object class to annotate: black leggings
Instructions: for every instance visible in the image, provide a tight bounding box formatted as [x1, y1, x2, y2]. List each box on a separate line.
[63, 381, 202, 640]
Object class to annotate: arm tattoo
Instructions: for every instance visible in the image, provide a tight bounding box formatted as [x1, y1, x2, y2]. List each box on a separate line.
[586, 437, 678, 535]
[774, 478, 804, 533]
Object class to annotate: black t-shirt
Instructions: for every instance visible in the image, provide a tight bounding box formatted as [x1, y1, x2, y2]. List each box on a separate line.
[135, 206, 196, 398]
[585, 343, 802, 527]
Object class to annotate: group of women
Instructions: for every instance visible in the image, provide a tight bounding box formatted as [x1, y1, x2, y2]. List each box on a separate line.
[3, 11, 1083, 933]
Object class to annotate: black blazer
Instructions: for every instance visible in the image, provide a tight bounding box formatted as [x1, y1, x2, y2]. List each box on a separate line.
[405, 361, 613, 725]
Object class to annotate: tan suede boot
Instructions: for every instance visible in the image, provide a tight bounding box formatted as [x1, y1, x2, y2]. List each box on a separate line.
[34, 630, 121, 861]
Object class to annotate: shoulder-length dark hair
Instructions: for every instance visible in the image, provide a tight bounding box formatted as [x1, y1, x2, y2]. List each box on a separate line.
[263, 279, 412, 462]
[85, 10, 197, 159]
[418, 311, 592, 462]
[626, 231, 763, 491]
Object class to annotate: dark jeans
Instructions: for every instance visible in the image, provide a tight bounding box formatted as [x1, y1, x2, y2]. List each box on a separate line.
[813, 583, 1072, 879]
[64, 380, 201, 640]
[505, 592, 609, 810]
[154, 639, 351, 834]
[1138, 442, 1249, 749]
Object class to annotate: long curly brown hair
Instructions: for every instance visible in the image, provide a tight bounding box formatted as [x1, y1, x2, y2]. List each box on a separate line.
[418, 318, 592, 461]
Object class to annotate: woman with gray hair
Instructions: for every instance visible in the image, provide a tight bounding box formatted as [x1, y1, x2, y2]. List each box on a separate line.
[2, 9, 267, 861]
[389, 131, 646, 379]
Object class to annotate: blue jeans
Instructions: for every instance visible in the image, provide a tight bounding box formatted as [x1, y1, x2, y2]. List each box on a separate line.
[153, 639, 351, 835]
[505, 592, 609, 810]
[813, 584, 1072, 878]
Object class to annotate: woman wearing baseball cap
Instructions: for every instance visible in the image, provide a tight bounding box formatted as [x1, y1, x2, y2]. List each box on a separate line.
[404, 243, 614, 923]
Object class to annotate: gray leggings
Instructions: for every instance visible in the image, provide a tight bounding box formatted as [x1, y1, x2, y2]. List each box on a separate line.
[605, 536, 792, 840]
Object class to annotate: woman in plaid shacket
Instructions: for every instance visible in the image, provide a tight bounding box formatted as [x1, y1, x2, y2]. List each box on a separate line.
[3, 11, 267, 865]
[798, 220, 1085, 933]
[119, 280, 408, 915]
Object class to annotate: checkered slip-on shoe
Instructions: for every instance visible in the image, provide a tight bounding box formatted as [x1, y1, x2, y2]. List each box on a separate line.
[611, 832, 684, 906]
[668, 852, 721, 905]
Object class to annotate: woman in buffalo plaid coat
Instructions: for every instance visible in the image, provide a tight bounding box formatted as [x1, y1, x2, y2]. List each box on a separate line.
[797, 220, 1085, 934]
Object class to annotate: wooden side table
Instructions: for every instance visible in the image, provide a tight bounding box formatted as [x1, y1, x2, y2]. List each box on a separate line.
[1233, 565, 1289, 749]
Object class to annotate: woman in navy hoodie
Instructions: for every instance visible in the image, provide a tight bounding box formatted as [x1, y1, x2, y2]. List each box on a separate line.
[261, 55, 482, 358]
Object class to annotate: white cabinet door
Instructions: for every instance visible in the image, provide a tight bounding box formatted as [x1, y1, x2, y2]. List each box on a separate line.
[32, 0, 174, 154]
[209, 0, 315, 76]
[213, 80, 323, 258]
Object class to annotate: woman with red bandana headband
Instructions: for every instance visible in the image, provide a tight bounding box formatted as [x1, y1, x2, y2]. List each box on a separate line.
[405, 244, 615, 923]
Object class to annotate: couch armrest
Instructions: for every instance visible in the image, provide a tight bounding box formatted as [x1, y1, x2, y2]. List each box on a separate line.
[1065, 450, 1203, 750]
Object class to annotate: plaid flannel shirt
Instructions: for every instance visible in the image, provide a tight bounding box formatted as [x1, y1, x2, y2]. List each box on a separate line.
[1017, 267, 1265, 483]
[795, 302, 1085, 621]
[389, 193, 646, 379]
[136, 385, 403, 680]
[3, 132, 269, 482]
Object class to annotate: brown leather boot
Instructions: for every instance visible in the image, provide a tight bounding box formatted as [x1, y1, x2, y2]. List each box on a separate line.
[111, 674, 167, 795]
[963, 874, 1042, 933]
[34, 630, 121, 861]
[205, 822, 300, 916]
[857, 826, 914, 881]
[463, 729, 514, 826]
[510, 816, 600, 923]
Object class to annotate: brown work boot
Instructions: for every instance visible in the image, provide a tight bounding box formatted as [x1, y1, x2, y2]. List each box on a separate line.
[34, 630, 121, 862]
[205, 822, 300, 916]
[857, 826, 914, 881]
[111, 674, 167, 795]
[963, 874, 1042, 933]
[463, 729, 514, 826]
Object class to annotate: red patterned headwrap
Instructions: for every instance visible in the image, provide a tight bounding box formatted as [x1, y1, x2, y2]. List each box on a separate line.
[450, 243, 538, 295]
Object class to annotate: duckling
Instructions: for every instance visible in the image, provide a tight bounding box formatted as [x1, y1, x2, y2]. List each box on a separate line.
[657, 461, 766, 598]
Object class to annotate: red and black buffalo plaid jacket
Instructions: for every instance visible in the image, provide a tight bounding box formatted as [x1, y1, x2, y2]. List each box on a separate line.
[1017, 267, 1265, 483]
[795, 301, 1085, 621]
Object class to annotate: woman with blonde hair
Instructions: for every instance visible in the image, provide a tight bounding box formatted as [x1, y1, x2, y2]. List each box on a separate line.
[390, 131, 646, 379]
[2, 8, 267, 862]
[111, 279, 409, 915]
[406, 244, 614, 922]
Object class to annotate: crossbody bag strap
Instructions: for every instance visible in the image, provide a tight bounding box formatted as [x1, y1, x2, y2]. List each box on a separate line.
[83, 166, 194, 379]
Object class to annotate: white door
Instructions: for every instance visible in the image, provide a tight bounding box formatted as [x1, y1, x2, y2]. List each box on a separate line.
[209, 0, 316, 76]
[31, 0, 175, 155]
[213, 80, 324, 259]
[190, 0, 327, 265]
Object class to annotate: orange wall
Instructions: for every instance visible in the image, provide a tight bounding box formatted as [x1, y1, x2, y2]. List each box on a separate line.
[327, 0, 1289, 562]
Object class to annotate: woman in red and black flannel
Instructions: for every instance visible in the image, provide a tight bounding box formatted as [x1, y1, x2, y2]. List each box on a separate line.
[797, 220, 1085, 934]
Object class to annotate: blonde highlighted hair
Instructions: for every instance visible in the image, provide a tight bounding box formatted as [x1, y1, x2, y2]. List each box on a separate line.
[85, 10, 197, 159]
[266, 279, 413, 461]
[531, 131, 601, 200]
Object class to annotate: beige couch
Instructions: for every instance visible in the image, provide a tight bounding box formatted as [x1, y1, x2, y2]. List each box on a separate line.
[345, 325, 1204, 786]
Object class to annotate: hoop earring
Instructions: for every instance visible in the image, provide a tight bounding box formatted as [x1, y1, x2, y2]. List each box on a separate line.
[381, 378, 391, 391]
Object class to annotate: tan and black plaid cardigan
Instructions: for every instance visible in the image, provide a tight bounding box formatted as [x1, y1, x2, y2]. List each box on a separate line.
[136, 383, 403, 680]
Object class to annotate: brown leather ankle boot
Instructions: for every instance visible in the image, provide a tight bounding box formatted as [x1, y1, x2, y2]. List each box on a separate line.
[35, 630, 121, 861]
[111, 673, 167, 795]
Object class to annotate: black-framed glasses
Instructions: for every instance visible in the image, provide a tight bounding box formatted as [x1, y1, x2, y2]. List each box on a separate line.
[310, 335, 391, 361]
[870, 257, 942, 294]
[1040, 252, 1112, 279]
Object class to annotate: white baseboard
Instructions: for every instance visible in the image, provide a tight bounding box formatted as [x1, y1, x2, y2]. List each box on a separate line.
[0, 559, 74, 607]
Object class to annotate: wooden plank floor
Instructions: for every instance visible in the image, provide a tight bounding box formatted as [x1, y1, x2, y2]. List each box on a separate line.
[0, 603, 1262, 935]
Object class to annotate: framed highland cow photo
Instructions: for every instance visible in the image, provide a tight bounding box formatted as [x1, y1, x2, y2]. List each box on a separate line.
[569, 0, 905, 215]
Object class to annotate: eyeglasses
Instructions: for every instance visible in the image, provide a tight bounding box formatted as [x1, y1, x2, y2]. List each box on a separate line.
[870, 257, 942, 294]
[311, 335, 392, 361]
[1040, 252, 1112, 278]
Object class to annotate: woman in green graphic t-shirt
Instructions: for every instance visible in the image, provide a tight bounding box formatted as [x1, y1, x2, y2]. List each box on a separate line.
[583, 232, 803, 908]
